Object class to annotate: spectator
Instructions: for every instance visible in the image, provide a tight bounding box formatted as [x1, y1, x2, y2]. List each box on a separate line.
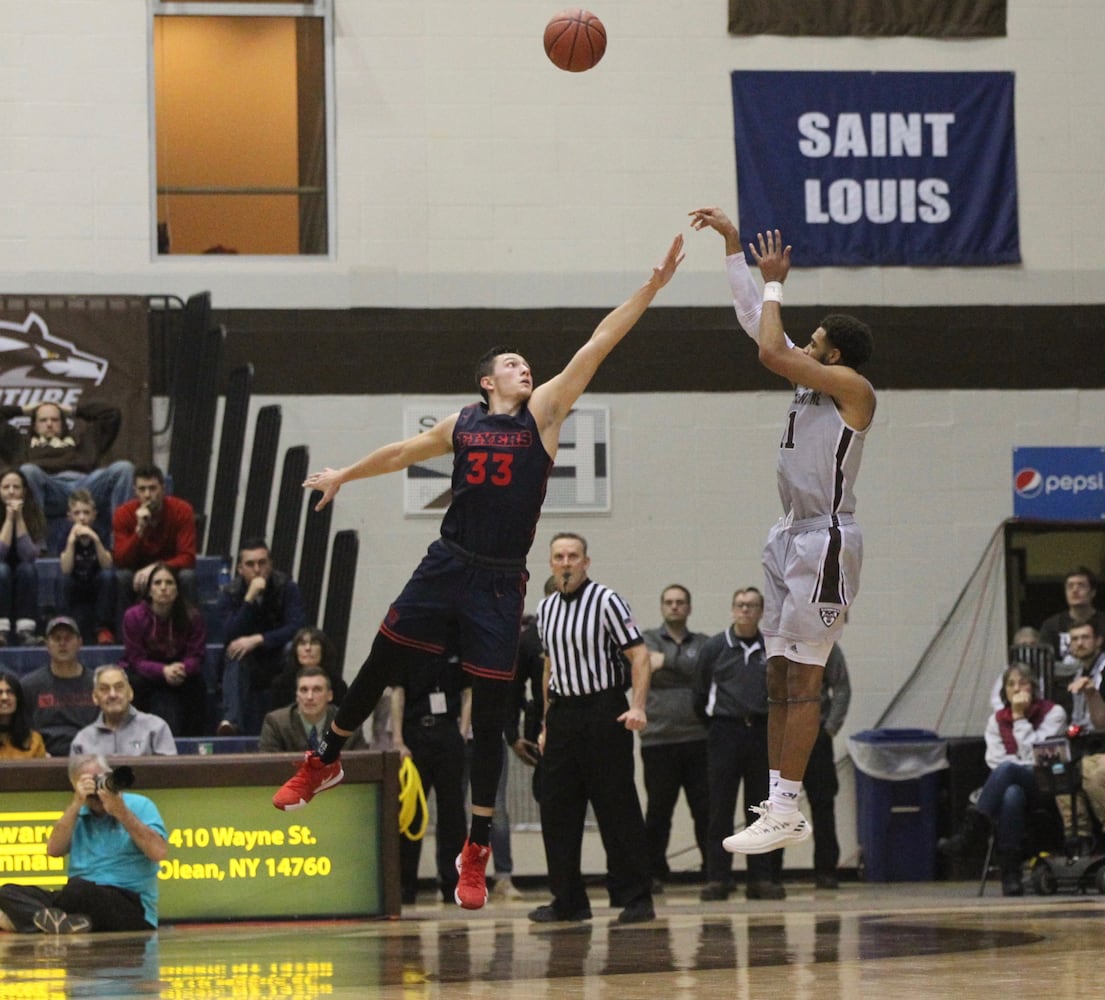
[640, 584, 710, 890]
[20, 616, 98, 755]
[57, 488, 116, 646]
[0, 753, 167, 934]
[391, 653, 471, 904]
[215, 539, 306, 736]
[803, 643, 851, 890]
[259, 665, 366, 754]
[938, 663, 1067, 895]
[989, 627, 1050, 712]
[1062, 620, 1105, 839]
[529, 533, 655, 925]
[1038, 567, 1105, 662]
[69, 665, 177, 757]
[268, 627, 348, 711]
[0, 467, 45, 645]
[0, 401, 134, 552]
[0, 670, 47, 759]
[694, 587, 784, 902]
[121, 562, 207, 737]
[112, 464, 197, 620]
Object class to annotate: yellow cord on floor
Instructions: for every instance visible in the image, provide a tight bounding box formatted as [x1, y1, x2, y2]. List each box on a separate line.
[398, 756, 428, 841]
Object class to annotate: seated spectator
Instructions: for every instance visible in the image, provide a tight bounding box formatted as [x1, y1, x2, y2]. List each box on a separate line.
[939, 663, 1067, 895]
[0, 753, 167, 934]
[0, 401, 134, 553]
[989, 626, 1050, 711]
[0, 467, 45, 645]
[20, 616, 99, 755]
[112, 464, 197, 624]
[258, 665, 366, 754]
[121, 562, 207, 737]
[70, 665, 177, 757]
[0, 670, 47, 759]
[215, 539, 306, 736]
[57, 489, 116, 646]
[268, 627, 349, 711]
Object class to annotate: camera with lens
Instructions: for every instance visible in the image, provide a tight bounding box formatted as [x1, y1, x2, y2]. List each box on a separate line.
[93, 765, 135, 794]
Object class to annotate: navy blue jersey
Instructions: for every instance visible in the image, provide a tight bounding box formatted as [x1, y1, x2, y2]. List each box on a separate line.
[440, 402, 552, 561]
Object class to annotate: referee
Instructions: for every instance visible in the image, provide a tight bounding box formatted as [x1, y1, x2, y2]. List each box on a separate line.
[529, 532, 655, 925]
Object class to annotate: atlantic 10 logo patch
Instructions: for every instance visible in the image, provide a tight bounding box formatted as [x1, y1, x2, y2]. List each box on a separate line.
[1014, 467, 1044, 499]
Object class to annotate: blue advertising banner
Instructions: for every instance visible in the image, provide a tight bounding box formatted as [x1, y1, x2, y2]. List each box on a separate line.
[1012, 447, 1105, 521]
[731, 71, 1020, 266]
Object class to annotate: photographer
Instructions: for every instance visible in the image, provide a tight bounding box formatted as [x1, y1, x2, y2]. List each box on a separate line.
[0, 754, 167, 934]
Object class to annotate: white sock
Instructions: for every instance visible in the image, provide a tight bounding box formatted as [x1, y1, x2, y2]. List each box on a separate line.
[770, 778, 802, 815]
[769, 769, 780, 791]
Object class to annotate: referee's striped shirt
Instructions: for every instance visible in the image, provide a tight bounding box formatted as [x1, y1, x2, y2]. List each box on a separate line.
[537, 579, 643, 696]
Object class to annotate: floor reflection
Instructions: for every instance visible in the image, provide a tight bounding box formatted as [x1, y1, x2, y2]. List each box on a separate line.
[0, 890, 1098, 1000]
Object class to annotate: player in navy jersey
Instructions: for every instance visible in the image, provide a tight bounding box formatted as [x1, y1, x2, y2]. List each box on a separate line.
[273, 234, 685, 909]
[690, 206, 874, 855]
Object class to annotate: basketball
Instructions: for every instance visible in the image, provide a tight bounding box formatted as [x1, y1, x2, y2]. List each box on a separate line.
[543, 8, 607, 73]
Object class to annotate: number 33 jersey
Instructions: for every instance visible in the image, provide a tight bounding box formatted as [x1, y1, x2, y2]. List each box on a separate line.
[441, 402, 553, 560]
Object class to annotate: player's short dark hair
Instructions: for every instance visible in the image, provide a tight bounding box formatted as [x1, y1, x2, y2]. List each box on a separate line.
[820, 314, 873, 371]
[133, 464, 164, 484]
[475, 345, 519, 403]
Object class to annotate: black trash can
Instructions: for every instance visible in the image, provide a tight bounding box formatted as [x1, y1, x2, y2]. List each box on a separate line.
[849, 728, 948, 881]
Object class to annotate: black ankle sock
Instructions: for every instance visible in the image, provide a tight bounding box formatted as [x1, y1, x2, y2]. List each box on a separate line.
[316, 728, 347, 764]
[469, 814, 492, 846]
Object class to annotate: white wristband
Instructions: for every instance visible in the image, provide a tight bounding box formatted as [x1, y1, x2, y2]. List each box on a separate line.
[762, 281, 783, 304]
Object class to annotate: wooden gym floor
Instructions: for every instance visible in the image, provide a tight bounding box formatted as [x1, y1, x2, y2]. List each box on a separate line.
[2, 879, 1103, 999]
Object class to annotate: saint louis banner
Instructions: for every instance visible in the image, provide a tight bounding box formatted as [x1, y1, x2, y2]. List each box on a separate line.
[731, 71, 1020, 266]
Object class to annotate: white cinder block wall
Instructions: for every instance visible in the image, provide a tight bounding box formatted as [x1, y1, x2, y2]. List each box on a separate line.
[6, 1, 1105, 879]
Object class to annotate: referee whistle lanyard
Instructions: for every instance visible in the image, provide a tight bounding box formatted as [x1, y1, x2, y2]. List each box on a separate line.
[398, 757, 428, 842]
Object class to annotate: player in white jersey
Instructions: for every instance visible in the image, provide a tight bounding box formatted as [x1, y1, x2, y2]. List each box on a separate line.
[690, 207, 875, 854]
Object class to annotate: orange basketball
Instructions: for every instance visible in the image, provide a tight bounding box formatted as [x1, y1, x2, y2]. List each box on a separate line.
[543, 8, 607, 73]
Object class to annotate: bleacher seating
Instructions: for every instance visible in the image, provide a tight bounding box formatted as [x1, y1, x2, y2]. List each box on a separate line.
[0, 643, 226, 680]
[33, 554, 225, 625]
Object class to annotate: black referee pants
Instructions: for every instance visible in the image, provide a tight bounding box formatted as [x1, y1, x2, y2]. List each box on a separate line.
[802, 725, 841, 876]
[705, 716, 783, 885]
[538, 688, 651, 916]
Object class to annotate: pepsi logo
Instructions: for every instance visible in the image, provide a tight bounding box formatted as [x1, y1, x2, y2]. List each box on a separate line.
[1014, 468, 1043, 498]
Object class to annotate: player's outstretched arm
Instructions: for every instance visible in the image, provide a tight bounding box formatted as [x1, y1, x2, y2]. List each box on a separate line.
[688, 206, 742, 255]
[750, 230, 874, 424]
[689, 205, 765, 340]
[303, 413, 459, 511]
[532, 234, 684, 431]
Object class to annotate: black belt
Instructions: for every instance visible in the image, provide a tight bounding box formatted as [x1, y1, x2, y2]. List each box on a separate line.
[441, 537, 525, 572]
[418, 715, 449, 727]
[549, 687, 623, 706]
[717, 713, 768, 727]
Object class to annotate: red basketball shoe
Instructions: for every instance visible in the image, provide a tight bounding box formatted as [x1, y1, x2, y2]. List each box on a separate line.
[272, 752, 344, 811]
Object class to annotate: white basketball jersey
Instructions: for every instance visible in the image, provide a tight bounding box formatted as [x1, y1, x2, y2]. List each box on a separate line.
[777, 384, 866, 521]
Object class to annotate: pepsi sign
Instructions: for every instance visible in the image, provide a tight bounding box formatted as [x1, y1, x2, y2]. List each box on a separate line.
[1013, 447, 1105, 521]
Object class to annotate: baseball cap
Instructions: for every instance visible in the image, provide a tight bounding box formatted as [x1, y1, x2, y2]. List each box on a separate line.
[45, 616, 81, 637]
